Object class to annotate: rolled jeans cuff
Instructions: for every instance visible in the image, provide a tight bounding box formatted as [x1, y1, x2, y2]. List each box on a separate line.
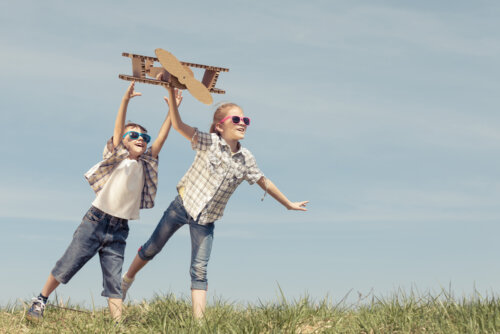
[191, 280, 208, 291]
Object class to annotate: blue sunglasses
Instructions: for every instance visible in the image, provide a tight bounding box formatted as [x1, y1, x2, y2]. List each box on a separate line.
[123, 131, 151, 143]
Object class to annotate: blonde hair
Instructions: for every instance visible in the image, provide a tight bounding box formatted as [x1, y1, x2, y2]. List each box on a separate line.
[209, 102, 241, 135]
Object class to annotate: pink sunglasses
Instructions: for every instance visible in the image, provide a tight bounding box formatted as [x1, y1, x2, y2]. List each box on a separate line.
[218, 115, 251, 126]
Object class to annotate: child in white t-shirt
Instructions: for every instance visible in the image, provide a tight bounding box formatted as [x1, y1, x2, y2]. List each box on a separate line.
[26, 82, 182, 322]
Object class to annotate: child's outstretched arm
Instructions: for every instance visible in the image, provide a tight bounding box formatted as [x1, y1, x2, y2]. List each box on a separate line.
[257, 177, 308, 211]
[113, 81, 142, 148]
[164, 86, 197, 142]
[151, 89, 183, 158]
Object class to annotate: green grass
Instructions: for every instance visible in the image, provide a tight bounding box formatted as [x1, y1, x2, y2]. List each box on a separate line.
[2, 289, 500, 333]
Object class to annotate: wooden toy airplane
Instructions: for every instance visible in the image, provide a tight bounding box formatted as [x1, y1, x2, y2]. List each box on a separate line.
[119, 48, 229, 105]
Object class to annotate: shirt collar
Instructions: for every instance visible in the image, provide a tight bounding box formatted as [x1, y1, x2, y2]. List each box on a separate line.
[218, 136, 242, 156]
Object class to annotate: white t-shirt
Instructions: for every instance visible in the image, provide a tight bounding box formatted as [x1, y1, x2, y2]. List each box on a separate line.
[92, 159, 144, 220]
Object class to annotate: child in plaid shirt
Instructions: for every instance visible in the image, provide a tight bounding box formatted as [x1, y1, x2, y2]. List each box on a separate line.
[27, 82, 182, 322]
[121, 86, 308, 319]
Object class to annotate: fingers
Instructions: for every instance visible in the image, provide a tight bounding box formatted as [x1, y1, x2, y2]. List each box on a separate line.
[166, 89, 183, 107]
[293, 201, 309, 211]
[155, 72, 164, 81]
[129, 81, 136, 92]
[126, 81, 134, 94]
[127, 81, 142, 98]
[123, 81, 136, 100]
[163, 96, 170, 105]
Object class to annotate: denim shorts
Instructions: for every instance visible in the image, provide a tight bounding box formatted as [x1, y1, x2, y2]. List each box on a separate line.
[138, 196, 215, 290]
[51, 206, 129, 299]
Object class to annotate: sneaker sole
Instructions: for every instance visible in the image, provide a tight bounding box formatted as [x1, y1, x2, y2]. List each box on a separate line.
[26, 313, 43, 322]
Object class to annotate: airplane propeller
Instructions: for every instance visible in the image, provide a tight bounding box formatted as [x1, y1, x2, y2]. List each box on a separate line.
[155, 48, 213, 105]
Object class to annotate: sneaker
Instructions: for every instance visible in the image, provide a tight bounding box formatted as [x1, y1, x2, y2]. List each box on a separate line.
[121, 274, 135, 301]
[27, 297, 46, 321]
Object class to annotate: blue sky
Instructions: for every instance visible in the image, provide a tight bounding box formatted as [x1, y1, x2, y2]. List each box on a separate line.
[1, 0, 500, 308]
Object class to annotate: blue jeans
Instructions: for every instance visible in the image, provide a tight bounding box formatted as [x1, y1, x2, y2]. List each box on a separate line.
[51, 206, 129, 299]
[138, 196, 215, 290]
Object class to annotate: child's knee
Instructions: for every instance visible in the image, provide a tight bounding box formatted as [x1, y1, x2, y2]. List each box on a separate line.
[138, 245, 160, 261]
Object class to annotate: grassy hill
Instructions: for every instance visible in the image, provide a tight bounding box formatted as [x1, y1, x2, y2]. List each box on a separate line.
[2, 290, 500, 333]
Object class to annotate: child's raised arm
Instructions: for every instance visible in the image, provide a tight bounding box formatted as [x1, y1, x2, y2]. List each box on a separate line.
[164, 86, 197, 143]
[151, 89, 183, 158]
[257, 177, 308, 211]
[113, 81, 142, 148]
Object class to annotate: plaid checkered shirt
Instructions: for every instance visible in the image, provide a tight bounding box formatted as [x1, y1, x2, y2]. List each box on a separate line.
[85, 138, 159, 209]
[177, 129, 264, 224]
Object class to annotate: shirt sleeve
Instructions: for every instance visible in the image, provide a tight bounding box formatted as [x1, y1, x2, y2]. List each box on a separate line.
[103, 137, 128, 160]
[103, 138, 114, 159]
[191, 128, 213, 151]
[244, 151, 264, 185]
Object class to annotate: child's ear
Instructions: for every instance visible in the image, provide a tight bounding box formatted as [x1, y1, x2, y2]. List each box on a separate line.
[215, 123, 223, 134]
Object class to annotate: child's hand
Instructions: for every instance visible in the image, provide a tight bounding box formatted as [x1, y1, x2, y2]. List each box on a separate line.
[163, 88, 183, 108]
[124, 81, 142, 100]
[174, 89, 183, 106]
[287, 201, 309, 211]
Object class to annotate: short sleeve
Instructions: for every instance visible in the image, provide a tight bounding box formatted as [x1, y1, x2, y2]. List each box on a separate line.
[244, 151, 264, 185]
[103, 137, 128, 160]
[191, 128, 213, 151]
[103, 138, 114, 159]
